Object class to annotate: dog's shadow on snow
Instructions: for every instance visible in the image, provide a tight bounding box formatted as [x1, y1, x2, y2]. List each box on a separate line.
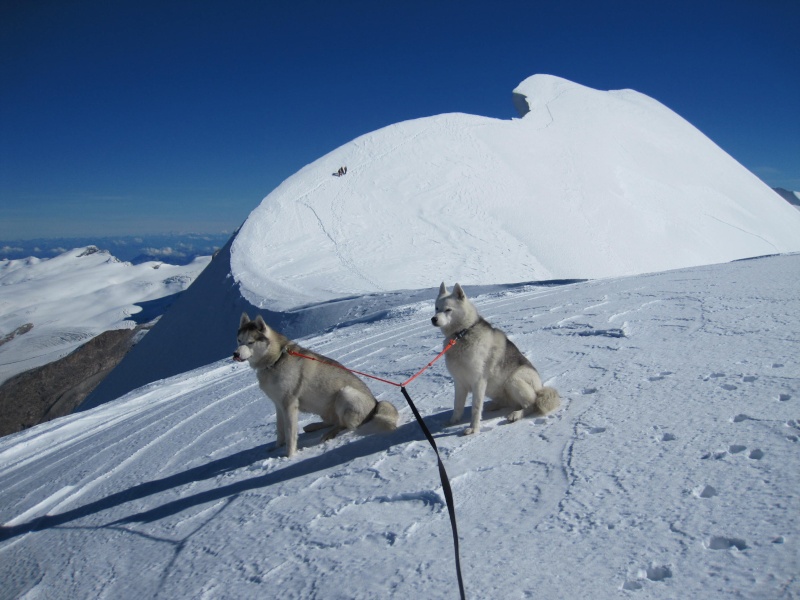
[0, 410, 463, 541]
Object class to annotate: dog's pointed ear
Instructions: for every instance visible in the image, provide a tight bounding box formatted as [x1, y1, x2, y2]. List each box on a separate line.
[254, 314, 269, 333]
[454, 283, 466, 300]
[239, 313, 250, 328]
[438, 282, 448, 297]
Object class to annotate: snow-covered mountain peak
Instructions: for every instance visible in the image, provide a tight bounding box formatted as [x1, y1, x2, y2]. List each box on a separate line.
[231, 75, 800, 312]
[512, 73, 592, 116]
[76, 245, 105, 257]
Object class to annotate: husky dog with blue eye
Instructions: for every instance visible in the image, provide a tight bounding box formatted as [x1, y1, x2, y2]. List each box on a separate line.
[234, 313, 398, 457]
[431, 283, 560, 435]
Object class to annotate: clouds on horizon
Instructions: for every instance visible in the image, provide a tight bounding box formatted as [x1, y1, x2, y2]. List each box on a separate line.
[0, 232, 231, 264]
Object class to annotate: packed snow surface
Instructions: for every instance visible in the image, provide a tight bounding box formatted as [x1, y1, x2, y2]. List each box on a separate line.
[231, 75, 800, 311]
[0, 246, 210, 384]
[1, 254, 798, 599]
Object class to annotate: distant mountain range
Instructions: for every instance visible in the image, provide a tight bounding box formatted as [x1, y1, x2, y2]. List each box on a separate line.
[0, 232, 232, 265]
[0, 246, 211, 434]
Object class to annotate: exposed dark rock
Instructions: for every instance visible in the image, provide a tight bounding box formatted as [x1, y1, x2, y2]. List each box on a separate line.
[0, 325, 149, 437]
[0, 323, 34, 348]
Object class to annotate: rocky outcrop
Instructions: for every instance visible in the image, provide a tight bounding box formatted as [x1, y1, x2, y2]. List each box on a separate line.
[0, 325, 148, 437]
[0, 323, 34, 348]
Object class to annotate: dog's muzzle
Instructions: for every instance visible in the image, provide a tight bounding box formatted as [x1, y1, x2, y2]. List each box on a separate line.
[431, 316, 438, 326]
[233, 345, 252, 362]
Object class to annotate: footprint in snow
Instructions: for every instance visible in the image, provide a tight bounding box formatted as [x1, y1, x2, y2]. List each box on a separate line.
[621, 564, 673, 591]
[622, 581, 642, 591]
[778, 393, 791, 402]
[642, 564, 672, 582]
[701, 450, 728, 460]
[701, 372, 738, 389]
[719, 444, 762, 460]
[694, 484, 718, 498]
[706, 536, 748, 551]
[652, 371, 673, 381]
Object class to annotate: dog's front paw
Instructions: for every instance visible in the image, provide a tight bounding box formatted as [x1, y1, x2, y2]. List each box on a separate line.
[462, 426, 480, 436]
[449, 414, 462, 425]
[507, 409, 524, 423]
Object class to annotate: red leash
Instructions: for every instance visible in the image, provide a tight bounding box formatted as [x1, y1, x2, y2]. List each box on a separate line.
[287, 337, 457, 388]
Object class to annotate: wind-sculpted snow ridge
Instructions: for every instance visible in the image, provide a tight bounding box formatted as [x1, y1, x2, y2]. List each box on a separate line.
[1, 254, 798, 598]
[231, 74, 800, 312]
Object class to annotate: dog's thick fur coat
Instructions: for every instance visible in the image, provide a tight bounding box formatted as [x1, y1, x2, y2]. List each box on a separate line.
[234, 313, 398, 457]
[432, 283, 560, 435]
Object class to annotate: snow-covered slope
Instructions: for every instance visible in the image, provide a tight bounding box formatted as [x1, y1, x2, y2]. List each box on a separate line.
[1, 255, 798, 598]
[0, 247, 210, 384]
[774, 187, 800, 209]
[231, 75, 800, 311]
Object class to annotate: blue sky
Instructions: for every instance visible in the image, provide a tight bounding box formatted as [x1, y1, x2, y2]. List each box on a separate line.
[1, 0, 798, 240]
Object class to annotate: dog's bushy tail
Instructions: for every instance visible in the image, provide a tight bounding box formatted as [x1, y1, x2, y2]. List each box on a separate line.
[370, 400, 399, 431]
[535, 386, 561, 415]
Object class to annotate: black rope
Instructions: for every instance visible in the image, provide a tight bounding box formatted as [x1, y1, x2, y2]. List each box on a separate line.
[401, 385, 466, 600]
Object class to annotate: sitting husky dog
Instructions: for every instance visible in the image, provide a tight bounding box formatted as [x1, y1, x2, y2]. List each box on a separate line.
[431, 283, 560, 435]
[234, 313, 399, 457]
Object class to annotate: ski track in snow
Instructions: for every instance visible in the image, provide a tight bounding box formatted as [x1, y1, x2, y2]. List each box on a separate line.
[1, 256, 799, 598]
